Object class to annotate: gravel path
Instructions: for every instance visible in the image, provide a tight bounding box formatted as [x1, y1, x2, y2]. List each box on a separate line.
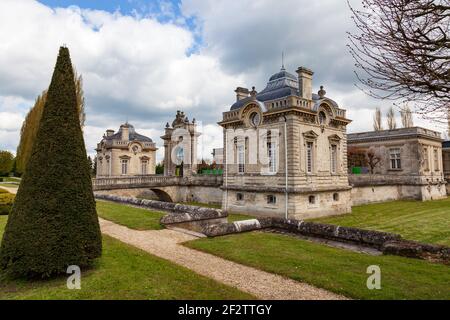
[0, 186, 18, 194]
[99, 218, 347, 300]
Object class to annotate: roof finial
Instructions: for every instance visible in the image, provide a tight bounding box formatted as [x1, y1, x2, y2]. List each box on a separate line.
[281, 51, 285, 71]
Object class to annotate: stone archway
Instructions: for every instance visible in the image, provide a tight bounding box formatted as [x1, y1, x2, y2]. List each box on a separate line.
[150, 188, 174, 202]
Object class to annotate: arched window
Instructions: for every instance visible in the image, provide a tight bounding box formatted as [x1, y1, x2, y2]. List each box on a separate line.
[318, 111, 327, 125]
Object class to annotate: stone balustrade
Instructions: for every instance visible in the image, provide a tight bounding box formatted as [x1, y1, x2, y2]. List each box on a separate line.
[92, 174, 223, 191]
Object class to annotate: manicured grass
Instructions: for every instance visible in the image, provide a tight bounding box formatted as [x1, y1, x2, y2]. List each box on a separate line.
[311, 198, 450, 246]
[186, 231, 450, 300]
[96, 200, 165, 230]
[0, 216, 254, 300]
[227, 213, 255, 222]
[0, 177, 21, 183]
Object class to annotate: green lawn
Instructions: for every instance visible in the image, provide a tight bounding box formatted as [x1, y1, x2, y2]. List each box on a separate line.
[311, 198, 450, 246]
[96, 200, 165, 230]
[186, 232, 450, 300]
[0, 216, 254, 300]
[0, 177, 21, 183]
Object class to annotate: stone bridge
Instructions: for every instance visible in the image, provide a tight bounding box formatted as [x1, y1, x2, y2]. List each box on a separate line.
[92, 175, 224, 204]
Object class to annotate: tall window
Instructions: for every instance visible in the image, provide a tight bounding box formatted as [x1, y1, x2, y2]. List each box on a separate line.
[389, 148, 401, 169]
[121, 159, 128, 175]
[330, 144, 337, 173]
[267, 132, 277, 173]
[141, 160, 148, 175]
[306, 141, 313, 173]
[433, 148, 439, 171]
[423, 147, 429, 170]
[237, 145, 245, 173]
[268, 141, 277, 173]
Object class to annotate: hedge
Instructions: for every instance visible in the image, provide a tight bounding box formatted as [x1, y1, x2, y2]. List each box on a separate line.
[0, 47, 102, 278]
[0, 192, 14, 215]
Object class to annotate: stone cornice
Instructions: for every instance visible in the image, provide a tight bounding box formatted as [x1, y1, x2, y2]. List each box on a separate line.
[348, 127, 442, 144]
[221, 185, 352, 193]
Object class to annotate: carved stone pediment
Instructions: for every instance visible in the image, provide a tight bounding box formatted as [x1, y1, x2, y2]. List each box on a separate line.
[302, 130, 319, 140]
[328, 134, 341, 143]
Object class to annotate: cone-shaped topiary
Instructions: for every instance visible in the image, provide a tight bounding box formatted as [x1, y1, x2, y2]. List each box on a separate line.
[0, 47, 102, 277]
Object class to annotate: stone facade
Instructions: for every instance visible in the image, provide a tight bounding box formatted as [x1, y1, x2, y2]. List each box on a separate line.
[348, 127, 447, 204]
[212, 148, 224, 164]
[218, 65, 352, 219]
[442, 141, 450, 194]
[161, 111, 200, 177]
[95, 122, 157, 177]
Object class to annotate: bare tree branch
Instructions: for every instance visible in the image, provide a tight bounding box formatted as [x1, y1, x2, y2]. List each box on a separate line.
[348, 0, 450, 124]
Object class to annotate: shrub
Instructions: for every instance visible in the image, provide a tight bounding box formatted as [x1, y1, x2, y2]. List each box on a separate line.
[0, 47, 102, 278]
[0, 192, 15, 215]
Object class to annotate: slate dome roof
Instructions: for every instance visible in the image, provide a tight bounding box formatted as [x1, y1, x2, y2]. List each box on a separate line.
[104, 122, 153, 142]
[268, 68, 297, 82]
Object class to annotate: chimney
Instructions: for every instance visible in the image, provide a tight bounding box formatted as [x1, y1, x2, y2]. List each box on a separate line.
[120, 124, 129, 141]
[235, 87, 249, 101]
[106, 129, 114, 137]
[296, 67, 314, 100]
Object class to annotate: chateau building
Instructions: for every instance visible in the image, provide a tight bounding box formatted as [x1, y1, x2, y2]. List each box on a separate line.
[218, 65, 352, 219]
[95, 122, 157, 177]
[348, 127, 447, 203]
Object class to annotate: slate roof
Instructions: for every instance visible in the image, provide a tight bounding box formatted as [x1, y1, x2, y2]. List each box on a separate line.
[104, 123, 153, 142]
[268, 69, 297, 81]
[443, 141, 450, 148]
[230, 66, 337, 111]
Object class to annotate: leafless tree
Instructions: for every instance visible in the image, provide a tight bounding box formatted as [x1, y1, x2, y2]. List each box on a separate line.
[348, 0, 450, 124]
[386, 106, 397, 129]
[373, 107, 383, 130]
[400, 104, 414, 128]
[366, 148, 382, 174]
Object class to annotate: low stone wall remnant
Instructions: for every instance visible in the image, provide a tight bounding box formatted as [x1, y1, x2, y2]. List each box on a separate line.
[202, 219, 272, 237]
[382, 240, 449, 263]
[94, 193, 449, 264]
[95, 193, 222, 217]
[202, 216, 449, 264]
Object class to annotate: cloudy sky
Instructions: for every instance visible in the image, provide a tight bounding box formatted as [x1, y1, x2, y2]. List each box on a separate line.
[0, 0, 442, 161]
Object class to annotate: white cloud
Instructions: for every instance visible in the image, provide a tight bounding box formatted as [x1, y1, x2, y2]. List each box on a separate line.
[0, 0, 444, 161]
[0, 0, 240, 158]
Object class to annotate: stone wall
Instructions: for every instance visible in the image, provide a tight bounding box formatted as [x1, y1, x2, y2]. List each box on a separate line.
[223, 188, 352, 219]
[350, 175, 447, 205]
[202, 217, 449, 264]
[95, 193, 222, 216]
[93, 175, 224, 204]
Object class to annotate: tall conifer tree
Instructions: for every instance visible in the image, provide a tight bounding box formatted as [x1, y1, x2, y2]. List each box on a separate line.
[16, 69, 85, 176]
[0, 47, 101, 277]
